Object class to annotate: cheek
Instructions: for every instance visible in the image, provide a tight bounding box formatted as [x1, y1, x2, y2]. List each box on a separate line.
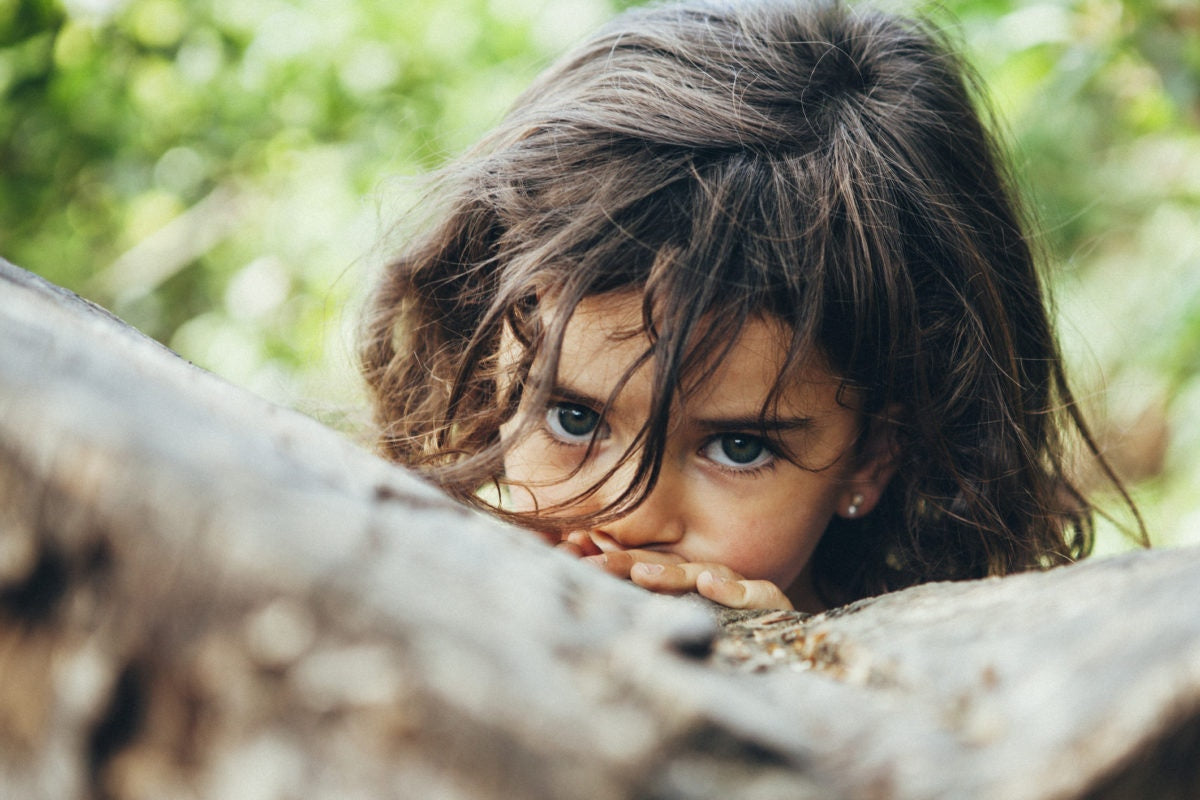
[504, 435, 575, 484]
[701, 490, 834, 586]
[501, 434, 594, 515]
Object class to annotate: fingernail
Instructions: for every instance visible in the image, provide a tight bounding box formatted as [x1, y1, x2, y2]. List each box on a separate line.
[635, 563, 665, 576]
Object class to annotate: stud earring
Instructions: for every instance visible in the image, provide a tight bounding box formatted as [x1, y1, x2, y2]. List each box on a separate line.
[846, 493, 865, 518]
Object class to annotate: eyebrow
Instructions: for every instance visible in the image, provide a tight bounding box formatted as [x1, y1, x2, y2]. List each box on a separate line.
[549, 383, 814, 433]
[549, 385, 609, 410]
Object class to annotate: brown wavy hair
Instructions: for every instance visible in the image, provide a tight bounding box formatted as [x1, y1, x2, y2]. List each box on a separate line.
[360, 0, 1143, 606]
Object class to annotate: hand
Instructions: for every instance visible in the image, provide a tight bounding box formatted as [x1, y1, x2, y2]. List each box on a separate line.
[628, 560, 795, 611]
[556, 531, 793, 611]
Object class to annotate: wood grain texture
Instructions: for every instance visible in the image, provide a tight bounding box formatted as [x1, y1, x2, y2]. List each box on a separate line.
[1, 257, 1196, 799]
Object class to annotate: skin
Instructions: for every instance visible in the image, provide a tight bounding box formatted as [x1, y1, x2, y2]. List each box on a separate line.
[500, 292, 896, 612]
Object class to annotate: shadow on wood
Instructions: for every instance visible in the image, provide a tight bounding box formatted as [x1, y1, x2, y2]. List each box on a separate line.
[1, 258, 1197, 799]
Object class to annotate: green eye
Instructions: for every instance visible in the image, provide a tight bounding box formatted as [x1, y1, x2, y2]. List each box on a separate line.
[546, 403, 601, 443]
[703, 434, 773, 470]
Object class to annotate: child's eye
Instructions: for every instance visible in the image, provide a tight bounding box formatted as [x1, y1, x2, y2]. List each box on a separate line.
[545, 402, 603, 444]
[702, 434, 774, 470]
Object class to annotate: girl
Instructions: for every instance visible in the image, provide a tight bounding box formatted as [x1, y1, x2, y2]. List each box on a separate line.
[359, 0, 1142, 611]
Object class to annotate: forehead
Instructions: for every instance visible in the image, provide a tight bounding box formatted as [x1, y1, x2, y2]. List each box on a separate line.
[555, 291, 840, 415]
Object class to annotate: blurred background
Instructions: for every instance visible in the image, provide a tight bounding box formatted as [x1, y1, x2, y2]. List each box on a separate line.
[1, 0, 1197, 551]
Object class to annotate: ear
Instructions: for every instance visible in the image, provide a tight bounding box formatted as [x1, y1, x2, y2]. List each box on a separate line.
[836, 405, 903, 520]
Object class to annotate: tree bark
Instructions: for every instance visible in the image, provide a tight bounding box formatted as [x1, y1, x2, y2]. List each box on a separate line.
[1, 256, 1197, 800]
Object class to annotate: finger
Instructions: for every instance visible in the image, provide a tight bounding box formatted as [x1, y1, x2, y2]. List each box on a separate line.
[555, 541, 584, 558]
[585, 549, 635, 577]
[696, 572, 794, 611]
[564, 530, 602, 556]
[585, 529, 623, 553]
[629, 561, 738, 594]
[584, 548, 684, 578]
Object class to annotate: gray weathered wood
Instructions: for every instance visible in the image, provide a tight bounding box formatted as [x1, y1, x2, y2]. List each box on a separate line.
[1, 256, 1198, 799]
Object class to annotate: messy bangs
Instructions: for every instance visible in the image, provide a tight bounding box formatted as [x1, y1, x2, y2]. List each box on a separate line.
[491, 146, 860, 527]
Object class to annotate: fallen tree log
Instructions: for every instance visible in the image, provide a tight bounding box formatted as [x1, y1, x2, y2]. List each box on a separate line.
[1, 256, 1198, 800]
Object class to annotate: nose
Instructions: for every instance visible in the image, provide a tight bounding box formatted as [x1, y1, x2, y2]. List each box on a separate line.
[594, 463, 687, 549]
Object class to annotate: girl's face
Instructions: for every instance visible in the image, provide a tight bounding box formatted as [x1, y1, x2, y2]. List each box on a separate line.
[500, 292, 893, 606]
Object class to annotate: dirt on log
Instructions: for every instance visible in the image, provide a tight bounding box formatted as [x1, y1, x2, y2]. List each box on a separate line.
[1, 256, 1198, 800]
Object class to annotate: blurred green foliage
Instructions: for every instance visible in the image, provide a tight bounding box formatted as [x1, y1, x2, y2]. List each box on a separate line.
[1, 0, 615, 415]
[2, 0, 1198, 545]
